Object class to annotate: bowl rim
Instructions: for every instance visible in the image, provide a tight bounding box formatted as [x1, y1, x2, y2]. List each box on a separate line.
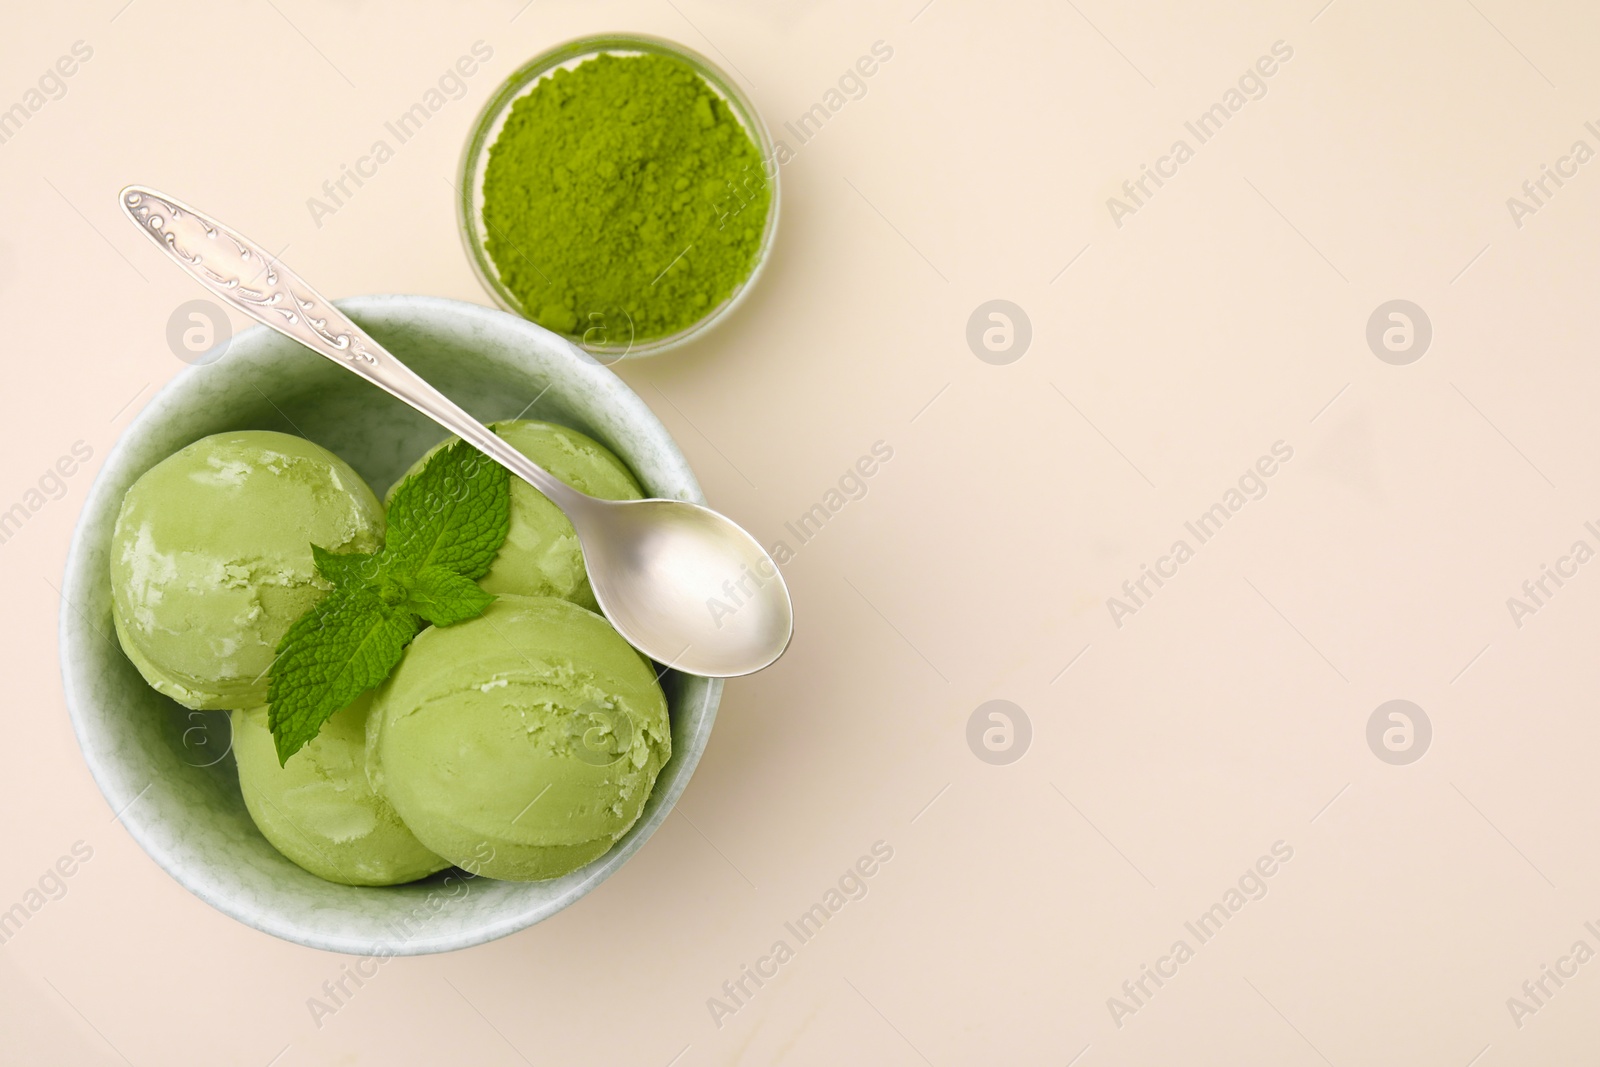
[455, 31, 782, 359]
[59, 294, 724, 954]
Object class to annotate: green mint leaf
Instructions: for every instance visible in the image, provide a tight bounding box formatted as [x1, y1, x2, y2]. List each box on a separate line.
[268, 437, 514, 761]
[311, 544, 379, 586]
[383, 439, 511, 579]
[266, 585, 418, 765]
[406, 565, 496, 627]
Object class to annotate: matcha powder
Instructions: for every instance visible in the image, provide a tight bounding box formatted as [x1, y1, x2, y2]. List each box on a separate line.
[481, 52, 771, 342]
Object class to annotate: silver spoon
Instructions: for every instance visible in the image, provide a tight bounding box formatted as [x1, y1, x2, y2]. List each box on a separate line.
[119, 185, 792, 678]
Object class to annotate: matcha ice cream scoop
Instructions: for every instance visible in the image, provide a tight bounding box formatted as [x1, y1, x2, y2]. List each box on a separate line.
[368, 595, 671, 881]
[386, 420, 641, 610]
[110, 430, 385, 710]
[233, 696, 448, 886]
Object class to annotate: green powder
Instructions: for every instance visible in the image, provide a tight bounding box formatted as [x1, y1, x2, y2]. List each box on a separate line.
[482, 52, 771, 343]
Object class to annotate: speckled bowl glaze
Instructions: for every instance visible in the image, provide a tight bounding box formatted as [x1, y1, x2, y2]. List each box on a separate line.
[59, 295, 722, 955]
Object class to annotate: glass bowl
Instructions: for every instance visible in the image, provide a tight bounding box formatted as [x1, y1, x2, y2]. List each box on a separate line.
[457, 33, 780, 360]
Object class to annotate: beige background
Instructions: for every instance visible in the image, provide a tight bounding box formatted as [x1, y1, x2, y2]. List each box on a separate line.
[4, 0, 1598, 1063]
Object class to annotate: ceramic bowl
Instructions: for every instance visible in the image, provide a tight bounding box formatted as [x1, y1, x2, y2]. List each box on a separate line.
[58, 295, 722, 955]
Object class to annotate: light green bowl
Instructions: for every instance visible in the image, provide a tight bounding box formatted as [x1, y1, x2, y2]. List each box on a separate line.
[58, 295, 722, 955]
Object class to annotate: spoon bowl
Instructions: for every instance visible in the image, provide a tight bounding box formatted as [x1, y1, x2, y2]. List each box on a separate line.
[579, 497, 792, 677]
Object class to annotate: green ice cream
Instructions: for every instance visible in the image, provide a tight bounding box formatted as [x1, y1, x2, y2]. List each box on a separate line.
[232, 696, 448, 886]
[386, 420, 641, 610]
[368, 595, 671, 881]
[110, 431, 385, 710]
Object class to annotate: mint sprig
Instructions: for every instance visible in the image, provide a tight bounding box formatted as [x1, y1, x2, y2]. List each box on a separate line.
[407, 565, 496, 627]
[267, 439, 511, 764]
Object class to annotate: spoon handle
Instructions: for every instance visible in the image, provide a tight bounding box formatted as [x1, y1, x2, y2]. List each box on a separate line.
[118, 185, 584, 510]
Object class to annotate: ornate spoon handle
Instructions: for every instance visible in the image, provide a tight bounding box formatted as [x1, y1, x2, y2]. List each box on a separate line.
[118, 185, 582, 509]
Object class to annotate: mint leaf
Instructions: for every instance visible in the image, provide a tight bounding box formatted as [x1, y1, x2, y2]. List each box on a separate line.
[266, 585, 418, 765]
[384, 439, 511, 579]
[266, 439, 514, 762]
[311, 544, 379, 586]
[406, 565, 496, 627]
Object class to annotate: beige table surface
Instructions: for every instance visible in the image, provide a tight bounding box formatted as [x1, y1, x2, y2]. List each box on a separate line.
[5, 1, 1600, 1063]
